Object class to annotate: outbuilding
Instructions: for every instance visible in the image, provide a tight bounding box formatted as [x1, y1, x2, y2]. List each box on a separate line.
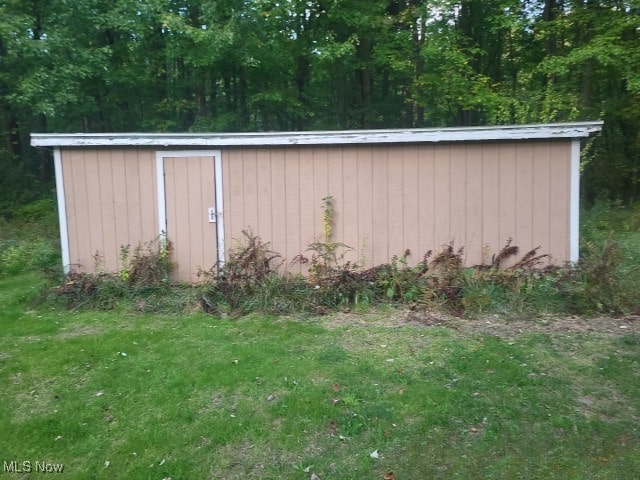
[32, 122, 602, 282]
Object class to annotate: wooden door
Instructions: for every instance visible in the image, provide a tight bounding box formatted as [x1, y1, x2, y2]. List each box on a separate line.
[163, 155, 217, 282]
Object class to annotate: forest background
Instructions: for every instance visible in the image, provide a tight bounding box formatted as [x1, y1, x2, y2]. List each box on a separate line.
[1, 0, 639, 216]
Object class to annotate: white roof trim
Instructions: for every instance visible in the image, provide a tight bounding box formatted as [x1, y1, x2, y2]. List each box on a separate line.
[31, 121, 603, 148]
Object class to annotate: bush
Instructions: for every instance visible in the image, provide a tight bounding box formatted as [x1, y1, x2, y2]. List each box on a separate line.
[557, 238, 638, 315]
[50, 237, 177, 311]
[43, 201, 640, 317]
[0, 237, 58, 275]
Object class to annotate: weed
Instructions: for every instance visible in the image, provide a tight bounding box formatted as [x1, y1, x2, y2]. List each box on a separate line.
[370, 250, 430, 302]
[37, 200, 640, 317]
[201, 230, 294, 315]
[50, 236, 175, 310]
[0, 237, 58, 275]
[120, 236, 174, 286]
[558, 238, 636, 315]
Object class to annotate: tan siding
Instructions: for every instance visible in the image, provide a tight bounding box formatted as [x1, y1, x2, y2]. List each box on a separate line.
[386, 147, 404, 260]
[311, 147, 330, 248]
[402, 146, 420, 260]
[220, 141, 573, 270]
[417, 145, 435, 260]
[433, 145, 451, 249]
[549, 142, 571, 262]
[532, 143, 552, 258]
[62, 148, 157, 274]
[255, 149, 273, 242]
[241, 149, 259, 233]
[449, 145, 467, 253]
[326, 148, 344, 263]
[341, 147, 359, 261]
[269, 150, 288, 265]
[357, 147, 374, 265]
[481, 144, 501, 262]
[299, 147, 317, 272]
[497, 144, 517, 265]
[61, 140, 574, 279]
[371, 147, 389, 265]
[223, 150, 243, 253]
[284, 148, 302, 266]
[515, 144, 534, 252]
[465, 146, 483, 264]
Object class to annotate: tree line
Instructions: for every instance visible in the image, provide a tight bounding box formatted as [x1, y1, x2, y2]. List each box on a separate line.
[1, 0, 639, 214]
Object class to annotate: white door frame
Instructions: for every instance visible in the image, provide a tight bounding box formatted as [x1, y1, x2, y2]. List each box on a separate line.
[155, 150, 225, 266]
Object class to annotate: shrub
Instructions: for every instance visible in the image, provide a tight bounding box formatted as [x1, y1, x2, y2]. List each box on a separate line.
[119, 237, 174, 286]
[0, 237, 58, 275]
[557, 238, 637, 315]
[50, 237, 176, 311]
[201, 231, 297, 315]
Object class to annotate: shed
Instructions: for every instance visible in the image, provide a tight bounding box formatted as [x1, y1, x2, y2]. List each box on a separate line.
[32, 121, 602, 282]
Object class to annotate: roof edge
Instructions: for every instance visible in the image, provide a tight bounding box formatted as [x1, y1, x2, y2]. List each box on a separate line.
[31, 121, 604, 148]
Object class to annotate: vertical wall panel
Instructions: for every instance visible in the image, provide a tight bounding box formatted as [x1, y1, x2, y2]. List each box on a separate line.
[137, 150, 158, 242]
[481, 144, 501, 262]
[449, 145, 468, 252]
[515, 144, 534, 252]
[241, 149, 259, 232]
[548, 142, 571, 262]
[402, 146, 420, 261]
[269, 149, 288, 264]
[386, 146, 405, 260]
[299, 148, 317, 251]
[357, 147, 374, 265]
[532, 143, 552, 257]
[498, 144, 517, 265]
[110, 150, 128, 257]
[284, 148, 301, 264]
[62, 148, 157, 274]
[371, 147, 389, 265]
[465, 146, 483, 264]
[256, 149, 273, 237]
[341, 147, 359, 262]
[433, 146, 451, 249]
[417, 145, 435, 259]
[312, 147, 330, 244]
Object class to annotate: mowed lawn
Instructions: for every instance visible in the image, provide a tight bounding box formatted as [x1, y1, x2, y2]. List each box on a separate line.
[1, 274, 639, 479]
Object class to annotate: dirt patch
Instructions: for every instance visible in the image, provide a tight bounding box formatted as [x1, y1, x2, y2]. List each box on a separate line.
[57, 324, 106, 340]
[450, 314, 640, 340]
[322, 308, 640, 340]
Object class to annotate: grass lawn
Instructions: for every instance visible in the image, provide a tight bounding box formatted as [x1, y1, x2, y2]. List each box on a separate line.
[1, 273, 639, 479]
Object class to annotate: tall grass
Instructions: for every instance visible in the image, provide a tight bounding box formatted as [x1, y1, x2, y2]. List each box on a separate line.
[0, 199, 60, 275]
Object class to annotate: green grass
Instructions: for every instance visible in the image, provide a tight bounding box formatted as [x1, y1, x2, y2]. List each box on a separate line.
[1, 273, 639, 479]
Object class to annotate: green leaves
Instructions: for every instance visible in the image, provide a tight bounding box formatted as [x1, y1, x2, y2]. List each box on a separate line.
[1, 0, 640, 202]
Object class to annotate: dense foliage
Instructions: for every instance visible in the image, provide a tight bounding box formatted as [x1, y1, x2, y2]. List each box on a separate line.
[1, 0, 639, 213]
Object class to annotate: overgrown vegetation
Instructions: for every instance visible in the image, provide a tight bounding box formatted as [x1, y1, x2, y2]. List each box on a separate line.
[4, 198, 639, 318]
[0, 199, 59, 275]
[41, 237, 198, 313]
[195, 199, 639, 318]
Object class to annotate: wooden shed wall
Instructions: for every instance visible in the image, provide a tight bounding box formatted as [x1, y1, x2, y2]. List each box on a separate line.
[60, 148, 158, 273]
[59, 139, 572, 280]
[222, 140, 572, 272]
